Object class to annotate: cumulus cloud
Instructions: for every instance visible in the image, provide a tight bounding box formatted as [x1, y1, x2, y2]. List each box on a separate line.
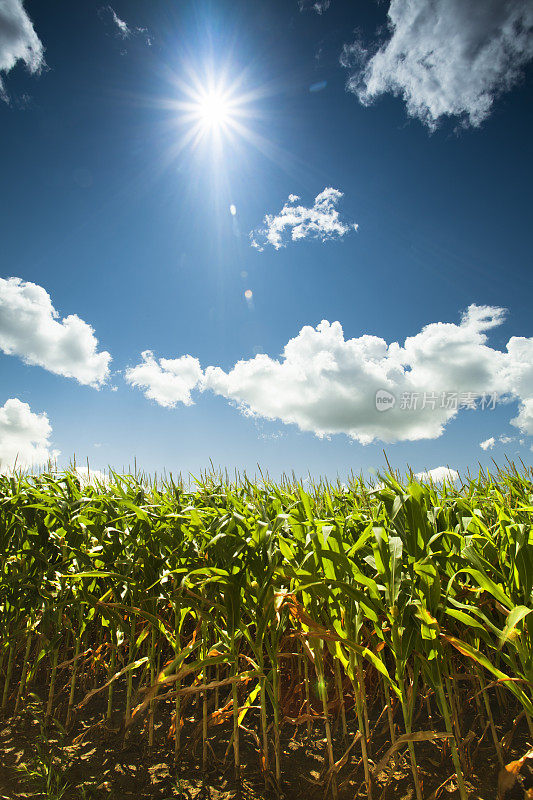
[42, 467, 111, 486]
[200, 305, 511, 443]
[125, 304, 533, 445]
[512, 399, 533, 434]
[342, 0, 533, 129]
[0, 277, 111, 386]
[480, 436, 496, 450]
[70, 467, 110, 486]
[125, 351, 203, 408]
[506, 337, 533, 434]
[0, 398, 58, 472]
[250, 188, 358, 251]
[415, 466, 459, 483]
[0, 0, 45, 101]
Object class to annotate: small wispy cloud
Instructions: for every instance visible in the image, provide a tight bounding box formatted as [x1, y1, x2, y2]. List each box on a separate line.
[341, 0, 533, 129]
[0, 0, 45, 102]
[480, 434, 518, 450]
[98, 6, 152, 47]
[250, 188, 357, 251]
[108, 7, 130, 38]
[298, 0, 331, 13]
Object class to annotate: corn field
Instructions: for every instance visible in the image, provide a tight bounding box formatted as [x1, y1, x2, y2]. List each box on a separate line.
[1, 464, 533, 799]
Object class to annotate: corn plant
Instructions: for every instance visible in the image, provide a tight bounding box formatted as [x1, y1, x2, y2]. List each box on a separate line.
[0, 464, 532, 799]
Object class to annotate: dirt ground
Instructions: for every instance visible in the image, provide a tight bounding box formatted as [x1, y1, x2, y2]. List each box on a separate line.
[0, 675, 531, 800]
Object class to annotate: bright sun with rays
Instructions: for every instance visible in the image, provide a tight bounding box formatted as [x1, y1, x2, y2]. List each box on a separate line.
[196, 90, 233, 129]
[167, 65, 261, 159]
[186, 81, 243, 139]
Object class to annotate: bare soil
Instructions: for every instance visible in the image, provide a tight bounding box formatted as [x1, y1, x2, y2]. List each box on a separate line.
[1, 680, 530, 800]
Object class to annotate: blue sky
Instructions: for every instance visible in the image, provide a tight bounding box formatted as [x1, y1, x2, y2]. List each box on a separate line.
[1, 0, 532, 480]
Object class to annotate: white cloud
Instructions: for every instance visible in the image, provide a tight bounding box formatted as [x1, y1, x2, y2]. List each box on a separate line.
[480, 433, 518, 450]
[506, 337, 533, 435]
[44, 466, 110, 486]
[125, 351, 203, 408]
[342, 0, 533, 129]
[98, 5, 151, 46]
[415, 467, 459, 483]
[250, 188, 358, 251]
[0, 398, 58, 472]
[512, 398, 533, 435]
[108, 7, 130, 38]
[499, 435, 515, 444]
[201, 305, 510, 443]
[70, 467, 109, 486]
[0, 277, 111, 386]
[299, 0, 331, 13]
[0, 0, 45, 101]
[126, 304, 533, 445]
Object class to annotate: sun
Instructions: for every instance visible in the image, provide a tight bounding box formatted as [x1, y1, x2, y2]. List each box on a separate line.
[172, 71, 246, 146]
[159, 62, 272, 167]
[165, 62, 262, 158]
[196, 90, 233, 129]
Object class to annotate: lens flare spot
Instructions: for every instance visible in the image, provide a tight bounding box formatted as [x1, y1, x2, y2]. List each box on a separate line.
[244, 289, 253, 300]
[230, 204, 237, 216]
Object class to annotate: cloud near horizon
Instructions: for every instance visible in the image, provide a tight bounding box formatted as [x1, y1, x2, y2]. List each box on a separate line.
[0, 398, 58, 471]
[0, 0, 45, 101]
[0, 277, 111, 386]
[341, 0, 533, 129]
[125, 304, 533, 445]
[415, 466, 459, 483]
[250, 188, 357, 251]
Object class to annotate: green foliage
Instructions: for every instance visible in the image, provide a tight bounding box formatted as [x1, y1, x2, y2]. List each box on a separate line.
[1, 462, 533, 798]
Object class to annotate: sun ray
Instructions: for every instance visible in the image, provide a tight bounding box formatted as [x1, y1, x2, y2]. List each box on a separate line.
[149, 59, 308, 191]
